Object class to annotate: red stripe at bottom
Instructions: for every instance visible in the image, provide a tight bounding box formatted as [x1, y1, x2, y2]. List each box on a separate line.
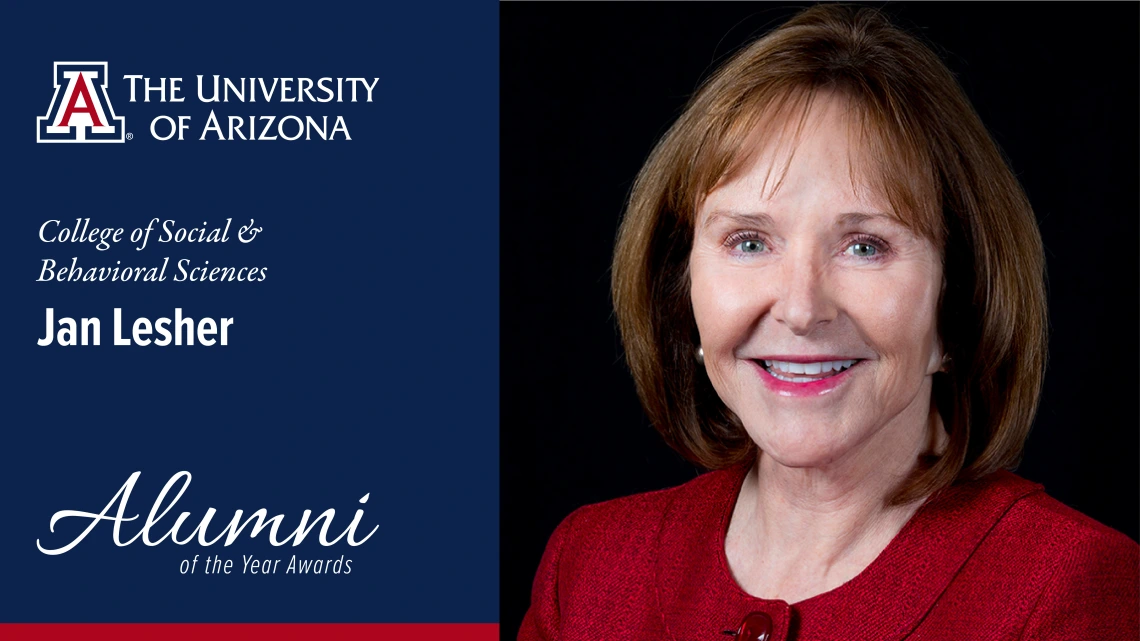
[0, 624, 499, 640]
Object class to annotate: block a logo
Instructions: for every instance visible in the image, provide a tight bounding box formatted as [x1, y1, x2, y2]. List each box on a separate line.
[37, 62, 125, 143]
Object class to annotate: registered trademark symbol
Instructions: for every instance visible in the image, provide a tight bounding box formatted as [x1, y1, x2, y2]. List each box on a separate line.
[126, 132, 134, 141]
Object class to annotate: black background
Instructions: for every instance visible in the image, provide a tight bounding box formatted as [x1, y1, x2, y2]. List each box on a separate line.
[501, 3, 1139, 637]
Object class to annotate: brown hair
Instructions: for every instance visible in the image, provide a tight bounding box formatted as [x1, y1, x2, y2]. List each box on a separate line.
[611, 4, 1047, 505]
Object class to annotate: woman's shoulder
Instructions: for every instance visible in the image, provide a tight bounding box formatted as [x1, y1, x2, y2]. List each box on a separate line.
[968, 469, 1138, 560]
[519, 467, 742, 640]
[931, 470, 1139, 637]
[536, 464, 743, 584]
[990, 473, 1139, 580]
[929, 469, 1138, 580]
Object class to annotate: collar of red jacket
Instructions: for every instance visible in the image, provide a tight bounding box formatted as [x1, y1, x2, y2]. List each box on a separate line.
[653, 462, 1043, 640]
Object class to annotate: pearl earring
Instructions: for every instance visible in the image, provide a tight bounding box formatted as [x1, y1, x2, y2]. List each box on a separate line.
[696, 346, 704, 365]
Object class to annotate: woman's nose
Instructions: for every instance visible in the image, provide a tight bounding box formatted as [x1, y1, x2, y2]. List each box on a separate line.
[770, 251, 837, 335]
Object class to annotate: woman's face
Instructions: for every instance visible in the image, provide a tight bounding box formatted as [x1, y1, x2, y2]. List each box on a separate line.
[690, 94, 944, 470]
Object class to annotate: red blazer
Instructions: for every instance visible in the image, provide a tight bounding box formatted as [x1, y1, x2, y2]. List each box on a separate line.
[519, 464, 1139, 640]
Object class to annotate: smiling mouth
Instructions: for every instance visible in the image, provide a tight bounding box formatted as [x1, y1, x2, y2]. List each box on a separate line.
[759, 359, 861, 383]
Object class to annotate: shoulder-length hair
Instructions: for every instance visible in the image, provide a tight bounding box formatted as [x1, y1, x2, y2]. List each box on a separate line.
[611, 4, 1047, 505]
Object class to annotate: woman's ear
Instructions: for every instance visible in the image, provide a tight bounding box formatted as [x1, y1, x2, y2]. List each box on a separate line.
[926, 341, 946, 376]
[930, 262, 950, 375]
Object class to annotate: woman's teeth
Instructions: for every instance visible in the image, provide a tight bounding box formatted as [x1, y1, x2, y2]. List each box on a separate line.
[763, 359, 857, 383]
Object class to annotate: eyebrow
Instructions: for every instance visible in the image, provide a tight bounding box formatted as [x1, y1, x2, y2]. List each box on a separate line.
[835, 211, 898, 226]
[700, 211, 775, 230]
[701, 210, 897, 229]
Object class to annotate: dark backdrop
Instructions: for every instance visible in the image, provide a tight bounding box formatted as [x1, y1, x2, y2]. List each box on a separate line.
[501, 3, 1140, 637]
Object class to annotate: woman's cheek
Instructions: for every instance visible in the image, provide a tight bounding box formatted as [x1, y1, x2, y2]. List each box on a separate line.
[847, 267, 936, 346]
[692, 262, 761, 396]
[845, 268, 939, 404]
[697, 265, 761, 342]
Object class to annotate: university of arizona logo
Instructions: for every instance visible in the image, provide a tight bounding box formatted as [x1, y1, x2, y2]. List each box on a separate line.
[37, 62, 125, 143]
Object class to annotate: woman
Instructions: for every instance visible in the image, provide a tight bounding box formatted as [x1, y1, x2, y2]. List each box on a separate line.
[517, 5, 1139, 640]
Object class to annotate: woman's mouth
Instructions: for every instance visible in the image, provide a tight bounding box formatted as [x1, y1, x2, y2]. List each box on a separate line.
[761, 359, 858, 383]
[749, 358, 864, 396]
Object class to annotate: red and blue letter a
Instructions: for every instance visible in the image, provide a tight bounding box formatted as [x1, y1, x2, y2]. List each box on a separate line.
[37, 62, 125, 143]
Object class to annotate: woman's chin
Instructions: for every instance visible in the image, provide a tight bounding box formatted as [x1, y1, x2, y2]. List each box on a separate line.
[760, 448, 847, 470]
[752, 432, 858, 470]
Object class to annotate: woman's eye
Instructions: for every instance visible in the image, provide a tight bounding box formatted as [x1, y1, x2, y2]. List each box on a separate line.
[846, 242, 877, 258]
[736, 239, 767, 253]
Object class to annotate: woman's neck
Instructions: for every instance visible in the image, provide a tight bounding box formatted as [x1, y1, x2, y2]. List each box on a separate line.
[725, 401, 949, 604]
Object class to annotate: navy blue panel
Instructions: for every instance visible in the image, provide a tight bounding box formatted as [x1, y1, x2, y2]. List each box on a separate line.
[0, 0, 499, 623]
